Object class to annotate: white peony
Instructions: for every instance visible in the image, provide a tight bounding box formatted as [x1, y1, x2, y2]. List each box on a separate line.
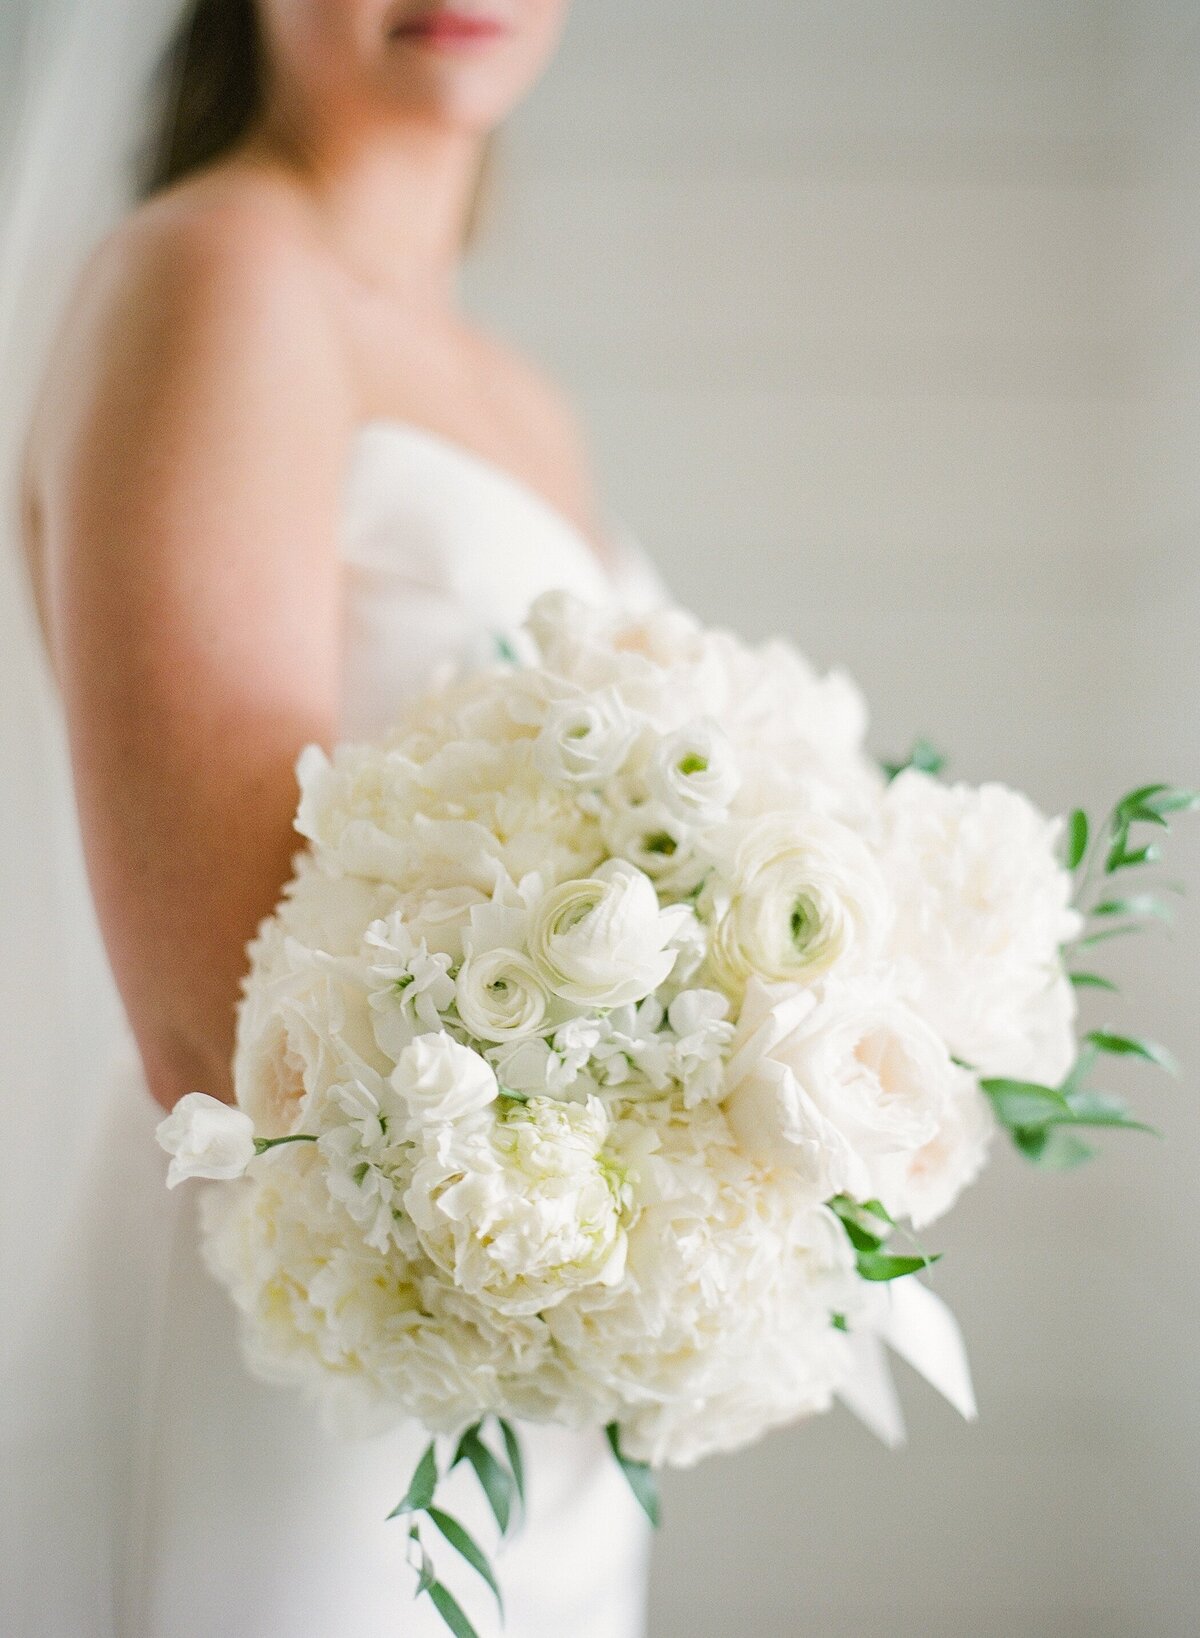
[391, 1034, 499, 1133]
[405, 1096, 635, 1316]
[529, 859, 689, 1008]
[156, 1093, 257, 1187]
[879, 770, 1082, 1082]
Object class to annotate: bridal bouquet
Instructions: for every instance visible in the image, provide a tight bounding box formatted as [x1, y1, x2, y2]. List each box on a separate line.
[158, 590, 1194, 1636]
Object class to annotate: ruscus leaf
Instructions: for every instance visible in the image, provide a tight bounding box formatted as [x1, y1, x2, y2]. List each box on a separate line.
[605, 1423, 661, 1527]
[388, 1440, 439, 1519]
[427, 1507, 503, 1615]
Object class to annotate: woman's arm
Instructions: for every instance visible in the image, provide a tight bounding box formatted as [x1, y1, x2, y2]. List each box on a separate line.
[34, 192, 355, 1110]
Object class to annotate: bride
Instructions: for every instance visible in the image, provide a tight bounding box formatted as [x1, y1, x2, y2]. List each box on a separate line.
[2, 2, 660, 1633]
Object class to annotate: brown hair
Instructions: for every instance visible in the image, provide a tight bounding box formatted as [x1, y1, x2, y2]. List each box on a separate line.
[141, 0, 493, 247]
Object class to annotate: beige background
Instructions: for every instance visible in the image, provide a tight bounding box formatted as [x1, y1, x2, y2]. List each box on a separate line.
[460, 5, 1200, 1635]
[1, 4, 1195, 1635]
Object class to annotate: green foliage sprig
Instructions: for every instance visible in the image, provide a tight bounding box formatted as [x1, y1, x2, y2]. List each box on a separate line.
[389, 1416, 526, 1638]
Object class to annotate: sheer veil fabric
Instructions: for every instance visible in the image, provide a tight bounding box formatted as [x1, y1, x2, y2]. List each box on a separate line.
[0, 0, 191, 1588]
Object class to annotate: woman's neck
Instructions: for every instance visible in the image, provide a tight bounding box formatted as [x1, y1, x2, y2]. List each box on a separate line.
[242, 104, 483, 310]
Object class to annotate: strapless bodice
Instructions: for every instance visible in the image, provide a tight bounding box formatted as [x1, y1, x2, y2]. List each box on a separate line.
[337, 419, 665, 739]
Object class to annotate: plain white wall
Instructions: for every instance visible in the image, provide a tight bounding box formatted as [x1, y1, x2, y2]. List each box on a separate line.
[462, 5, 1198, 1634]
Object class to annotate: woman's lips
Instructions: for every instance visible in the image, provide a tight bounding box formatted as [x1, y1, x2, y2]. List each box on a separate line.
[392, 10, 510, 47]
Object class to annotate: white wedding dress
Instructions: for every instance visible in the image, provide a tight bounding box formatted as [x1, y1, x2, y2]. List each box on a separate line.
[2, 420, 661, 1638]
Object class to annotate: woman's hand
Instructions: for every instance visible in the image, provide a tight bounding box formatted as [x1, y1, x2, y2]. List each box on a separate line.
[34, 186, 354, 1110]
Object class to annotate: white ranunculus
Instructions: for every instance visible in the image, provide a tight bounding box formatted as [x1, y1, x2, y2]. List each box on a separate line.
[706, 812, 891, 990]
[879, 770, 1082, 1081]
[391, 1034, 499, 1132]
[156, 1093, 257, 1188]
[455, 947, 551, 1042]
[405, 1095, 634, 1315]
[533, 688, 638, 786]
[600, 795, 694, 882]
[644, 719, 741, 822]
[529, 859, 688, 1008]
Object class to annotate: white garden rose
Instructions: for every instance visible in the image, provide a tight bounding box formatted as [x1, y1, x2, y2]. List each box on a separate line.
[872, 1068, 997, 1229]
[391, 1034, 499, 1132]
[879, 770, 1082, 1081]
[705, 812, 891, 990]
[767, 976, 957, 1172]
[405, 1096, 635, 1316]
[533, 687, 638, 786]
[644, 719, 741, 822]
[529, 859, 689, 1008]
[156, 1093, 257, 1187]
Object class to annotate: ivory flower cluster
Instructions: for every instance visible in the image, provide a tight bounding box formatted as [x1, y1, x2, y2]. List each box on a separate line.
[176, 592, 1082, 1467]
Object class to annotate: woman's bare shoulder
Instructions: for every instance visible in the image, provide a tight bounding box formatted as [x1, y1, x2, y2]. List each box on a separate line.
[30, 166, 344, 482]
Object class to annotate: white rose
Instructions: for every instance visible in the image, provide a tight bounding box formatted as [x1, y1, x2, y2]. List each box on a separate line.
[533, 688, 638, 786]
[391, 1033, 499, 1131]
[156, 1093, 257, 1188]
[455, 947, 551, 1042]
[529, 859, 687, 1008]
[706, 812, 891, 989]
[879, 771, 1083, 1081]
[645, 719, 741, 822]
[405, 1095, 633, 1315]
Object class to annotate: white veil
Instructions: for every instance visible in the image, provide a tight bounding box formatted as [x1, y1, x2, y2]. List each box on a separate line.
[0, 0, 191, 1285]
[0, 3, 192, 1624]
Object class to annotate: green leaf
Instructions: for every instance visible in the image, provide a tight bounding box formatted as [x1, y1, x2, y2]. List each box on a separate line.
[1141, 787, 1200, 816]
[1105, 840, 1161, 873]
[1085, 1031, 1179, 1075]
[1012, 1126, 1095, 1169]
[1060, 1089, 1159, 1135]
[1065, 808, 1089, 870]
[388, 1440, 439, 1519]
[1069, 971, 1120, 992]
[426, 1580, 482, 1638]
[496, 1418, 526, 1512]
[855, 1250, 941, 1282]
[407, 1523, 439, 1596]
[979, 1078, 1071, 1129]
[605, 1423, 661, 1528]
[427, 1508, 503, 1615]
[828, 1194, 893, 1252]
[831, 1311, 849, 1332]
[1090, 895, 1174, 923]
[453, 1428, 514, 1536]
[1072, 923, 1147, 949]
[881, 737, 946, 782]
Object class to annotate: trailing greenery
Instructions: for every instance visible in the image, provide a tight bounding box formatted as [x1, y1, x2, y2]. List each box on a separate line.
[388, 1417, 526, 1638]
[605, 1422, 661, 1527]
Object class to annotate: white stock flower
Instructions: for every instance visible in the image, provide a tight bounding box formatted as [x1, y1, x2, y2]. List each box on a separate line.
[666, 989, 734, 1106]
[706, 812, 891, 990]
[364, 913, 456, 1057]
[391, 1034, 499, 1132]
[529, 859, 688, 1008]
[533, 688, 638, 786]
[644, 720, 741, 822]
[156, 1093, 257, 1188]
[405, 1096, 634, 1315]
[880, 771, 1082, 1082]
